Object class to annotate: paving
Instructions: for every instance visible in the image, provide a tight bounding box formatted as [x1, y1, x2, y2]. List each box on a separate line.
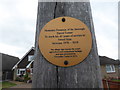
[9, 81, 32, 88]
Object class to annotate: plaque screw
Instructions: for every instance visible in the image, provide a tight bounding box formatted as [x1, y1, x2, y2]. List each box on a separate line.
[62, 18, 65, 22]
[64, 61, 68, 65]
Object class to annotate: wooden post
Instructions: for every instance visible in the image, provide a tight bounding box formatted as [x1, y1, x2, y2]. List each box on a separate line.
[32, 1, 103, 88]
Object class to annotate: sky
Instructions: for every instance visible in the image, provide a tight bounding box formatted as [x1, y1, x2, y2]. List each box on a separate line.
[0, 0, 118, 60]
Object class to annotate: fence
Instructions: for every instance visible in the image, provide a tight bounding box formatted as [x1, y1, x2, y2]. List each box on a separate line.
[102, 79, 120, 89]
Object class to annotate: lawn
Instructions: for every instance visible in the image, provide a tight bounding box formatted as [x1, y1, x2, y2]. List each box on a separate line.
[0, 81, 17, 89]
[112, 80, 120, 82]
[0, 82, 1, 90]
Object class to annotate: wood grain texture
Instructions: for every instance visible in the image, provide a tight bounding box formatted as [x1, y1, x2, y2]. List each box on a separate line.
[32, 2, 57, 88]
[55, 2, 103, 88]
[32, 2, 103, 88]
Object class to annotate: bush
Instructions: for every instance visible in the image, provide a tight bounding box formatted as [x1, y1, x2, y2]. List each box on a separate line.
[24, 73, 31, 83]
[24, 73, 28, 79]
[15, 77, 24, 82]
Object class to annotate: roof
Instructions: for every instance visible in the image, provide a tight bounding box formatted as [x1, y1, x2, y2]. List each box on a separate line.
[12, 47, 35, 69]
[99, 56, 120, 65]
[1, 53, 19, 71]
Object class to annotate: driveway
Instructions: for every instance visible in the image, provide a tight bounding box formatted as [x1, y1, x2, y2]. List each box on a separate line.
[9, 81, 32, 88]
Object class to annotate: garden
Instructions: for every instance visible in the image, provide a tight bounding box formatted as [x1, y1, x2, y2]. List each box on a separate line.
[15, 69, 32, 83]
[0, 81, 16, 89]
[102, 77, 120, 89]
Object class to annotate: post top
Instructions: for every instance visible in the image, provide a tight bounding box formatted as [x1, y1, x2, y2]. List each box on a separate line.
[38, 0, 89, 2]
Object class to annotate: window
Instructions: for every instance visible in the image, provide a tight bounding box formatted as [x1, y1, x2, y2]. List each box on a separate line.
[119, 65, 120, 69]
[17, 69, 26, 75]
[17, 69, 20, 75]
[30, 68, 33, 74]
[28, 55, 34, 61]
[106, 65, 115, 73]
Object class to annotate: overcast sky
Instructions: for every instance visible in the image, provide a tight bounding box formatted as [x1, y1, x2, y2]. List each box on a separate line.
[0, 0, 118, 60]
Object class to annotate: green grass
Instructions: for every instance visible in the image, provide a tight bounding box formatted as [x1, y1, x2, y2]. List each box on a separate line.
[0, 81, 16, 89]
[112, 80, 120, 82]
[0, 82, 2, 90]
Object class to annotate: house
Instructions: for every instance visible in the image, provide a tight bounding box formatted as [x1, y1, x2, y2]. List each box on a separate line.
[12, 47, 34, 80]
[99, 56, 120, 79]
[0, 53, 19, 81]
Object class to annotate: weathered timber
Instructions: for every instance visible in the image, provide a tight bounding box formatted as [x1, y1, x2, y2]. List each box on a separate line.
[32, 2, 57, 88]
[32, 1, 103, 88]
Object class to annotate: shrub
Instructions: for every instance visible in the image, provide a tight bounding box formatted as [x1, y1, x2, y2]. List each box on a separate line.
[24, 73, 31, 83]
[15, 77, 24, 82]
